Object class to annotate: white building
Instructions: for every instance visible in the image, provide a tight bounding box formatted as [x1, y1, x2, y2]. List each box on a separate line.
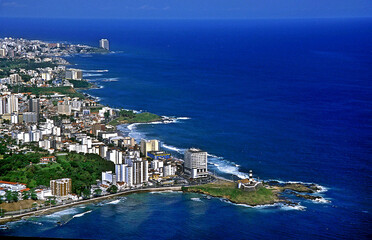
[125, 166, 133, 187]
[65, 68, 82, 80]
[164, 164, 177, 177]
[99, 39, 109, 50]
[184, 148, 208, 178]
[102, 171, 114, 184]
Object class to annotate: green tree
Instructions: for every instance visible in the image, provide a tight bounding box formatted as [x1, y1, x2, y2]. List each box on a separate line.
[22, 191, 30, 200]
[107, 185, 118, 194]
[30, 189, 38, 200]
[5, 190, 12, 202]
[82, 188, 91, 199]
[93, 189, 102, 197]
[12, 191, 19, 202]
[104, 111, 110, 119]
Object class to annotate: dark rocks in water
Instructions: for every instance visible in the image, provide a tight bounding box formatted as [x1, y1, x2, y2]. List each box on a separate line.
[309, 184, 321, 192]
[295, 194, 322, 200]
[265, 181, 281, 186]
[283, 183, 315, 193]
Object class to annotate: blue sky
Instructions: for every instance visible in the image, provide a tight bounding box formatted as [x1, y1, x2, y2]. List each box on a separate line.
[0, 0, 371, 19]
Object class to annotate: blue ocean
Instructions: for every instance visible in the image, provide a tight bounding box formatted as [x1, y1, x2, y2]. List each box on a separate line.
[0, 18, 371, 239]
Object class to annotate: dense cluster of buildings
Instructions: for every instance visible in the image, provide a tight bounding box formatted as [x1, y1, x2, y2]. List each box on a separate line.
[0, 37, 214, 205]
[0, 37, 102, 59]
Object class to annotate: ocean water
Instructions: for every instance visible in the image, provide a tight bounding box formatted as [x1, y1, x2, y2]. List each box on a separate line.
[0, 18, 371, 239]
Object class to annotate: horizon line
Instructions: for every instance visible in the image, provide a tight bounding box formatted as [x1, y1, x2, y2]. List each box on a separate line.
[1, 16, 372, 21]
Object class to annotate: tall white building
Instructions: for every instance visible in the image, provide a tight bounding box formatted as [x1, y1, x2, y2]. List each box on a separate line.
[5, 94, 19, 114]
[99, 39, 109, 50]
[102, 171, 113, 184]
[65, 68, 82, 80]
[132, 160, 149, 185]
[125, 166, 133, 187]
[184, 148, 208, 178]
[9, 74, 22, 85]
[115, 164, 125, 182]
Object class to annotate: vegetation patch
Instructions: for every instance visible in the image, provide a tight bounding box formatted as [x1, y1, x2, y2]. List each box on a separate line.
[183, 180, 279, 206]
[109, 111, 162, 126]
[0, 58, 57, 78]
[12, 86, 85, 98]
[0, 152, 114, 196]
[68, 80, 92, 89]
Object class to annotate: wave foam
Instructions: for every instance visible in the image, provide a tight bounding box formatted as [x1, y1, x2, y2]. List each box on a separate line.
[83, 73, 103, 77]
[102, 78, 119, 82]
[162, 144, 185, 154]
[106, 199, 121, 205]
[207, 154, 249, 179]
[45, 208, 79, 218]
[312, 197, 331, 204]
[220, 199, 306, 211]
[191, 198, 202, 202]
[83, 69, 108, 73]
[72, 210, 92, 218]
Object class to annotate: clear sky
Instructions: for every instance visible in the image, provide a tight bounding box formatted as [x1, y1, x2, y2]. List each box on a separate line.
[0, 0, 371, 19]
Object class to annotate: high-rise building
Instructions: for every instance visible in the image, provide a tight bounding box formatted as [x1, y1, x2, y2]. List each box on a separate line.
[99, 39, 109, 50]
[140, 139, 159, 157]
[132, 160, 149, 185]
[50, 178, 72, 197]
[115, 164, 128, 182]
[125, 166, 133, 187]
[7, 95, 19, 114]
[23, 112, 38, 123]
[9, 74, 22, 85]
[184, 148, 208, 178]
[65, 68, 83, 80]
[29, 98, 40, 121]
[0, 96, 7, 115]
[57, 100, 71, 115]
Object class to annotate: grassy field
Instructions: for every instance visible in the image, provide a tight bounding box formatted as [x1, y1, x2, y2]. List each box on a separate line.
[68, 80, 92, 89]
[183, 180, 279, 206]
[14, 86, 85, 99]
[109, 112, 162, 126]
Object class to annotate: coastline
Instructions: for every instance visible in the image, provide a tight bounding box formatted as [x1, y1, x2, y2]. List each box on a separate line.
[0, 186, 181, 224]
[0, 39, 331, 226]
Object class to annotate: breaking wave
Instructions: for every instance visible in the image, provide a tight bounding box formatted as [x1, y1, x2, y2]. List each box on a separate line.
[220, 199, 306, 211]
[191, 198, 202, 202]
[72, 210, 92, 218]
[311, 197, 331, 204]
[106, 199, 121, 205]
[83, 73, 104, 77]
[83, 69, 109, 73]
[44, 208, 79, 218]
